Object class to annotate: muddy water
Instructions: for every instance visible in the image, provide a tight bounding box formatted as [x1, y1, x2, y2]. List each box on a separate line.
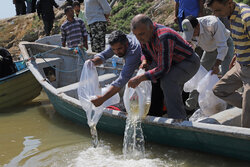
[1, 92, 250, 167]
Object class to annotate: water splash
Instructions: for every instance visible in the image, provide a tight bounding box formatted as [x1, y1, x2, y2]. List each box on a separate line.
[72, 144, 166, 167]
[123, 118, 145, 159]
[90, 125, 99, 148]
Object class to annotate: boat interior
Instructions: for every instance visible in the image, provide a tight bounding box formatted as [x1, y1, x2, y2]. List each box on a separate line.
[21, 42, 243, 128]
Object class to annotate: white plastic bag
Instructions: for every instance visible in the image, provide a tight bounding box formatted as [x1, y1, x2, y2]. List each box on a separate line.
[78, 60, 103, 127]
[123, 69, 152, 119]
[184, 65, 207, 92]
[101, 84, 120, 108]
[78, 61, 121, 126]
[189, 109, 207, 122]
[78, 60, 120, 147]
[196, 71, 227, 116]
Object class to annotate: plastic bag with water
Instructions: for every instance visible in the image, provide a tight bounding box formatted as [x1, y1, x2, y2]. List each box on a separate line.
[122, 69, 152, 158]
[184, 65, 207, 92]
[78, 60, 120, 147]
[190, 71, 227, 121]
[123, 69, 152, 119]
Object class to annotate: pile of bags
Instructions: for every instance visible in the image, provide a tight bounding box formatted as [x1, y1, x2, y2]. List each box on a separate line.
[184, 66, 227, 121]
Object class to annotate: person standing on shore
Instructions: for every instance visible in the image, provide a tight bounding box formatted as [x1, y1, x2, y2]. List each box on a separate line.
[73, 1, 88, 31]
[13, 0, 26, 15]
[36, 0, 59, 36]
[174, 0, 204, 31]
[61, 6, 88, 50]
[205, 0, 250, 127]
[84, 0, 111, 53]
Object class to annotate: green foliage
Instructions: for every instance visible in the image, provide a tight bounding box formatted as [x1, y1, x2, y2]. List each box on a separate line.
[32, 15, 42, 29]
[108, 0, 152, 33]
[234, 0, 250, 5]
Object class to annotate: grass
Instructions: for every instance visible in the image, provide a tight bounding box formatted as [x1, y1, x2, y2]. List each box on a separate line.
[108, 0, 152, 33]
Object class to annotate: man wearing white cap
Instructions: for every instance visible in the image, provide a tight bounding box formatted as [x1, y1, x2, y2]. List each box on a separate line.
[182, 15, 234, 111]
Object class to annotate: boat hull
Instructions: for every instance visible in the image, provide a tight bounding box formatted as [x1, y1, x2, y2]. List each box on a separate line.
[0, 69, 42, 110]
[44, 88, 250, 161]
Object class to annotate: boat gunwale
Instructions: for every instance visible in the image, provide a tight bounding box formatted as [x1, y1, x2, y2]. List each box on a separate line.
[19, 41, 250, 141]
[0, 68, 29, 83]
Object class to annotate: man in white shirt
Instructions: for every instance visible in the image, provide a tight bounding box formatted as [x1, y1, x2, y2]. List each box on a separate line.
[182, 15, 234, 111]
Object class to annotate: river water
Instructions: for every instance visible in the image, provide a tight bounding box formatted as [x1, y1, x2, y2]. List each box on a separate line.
[1, 92, 250, 167]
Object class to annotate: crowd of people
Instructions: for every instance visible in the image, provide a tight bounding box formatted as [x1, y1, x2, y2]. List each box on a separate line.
[6, 0, 250, 127]
[89, 0, 250, 128]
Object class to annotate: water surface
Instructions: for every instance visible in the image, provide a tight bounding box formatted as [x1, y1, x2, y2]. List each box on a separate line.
[1, 92, 250, 167]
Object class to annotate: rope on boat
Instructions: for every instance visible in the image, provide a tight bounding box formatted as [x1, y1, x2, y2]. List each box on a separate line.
[22, 46, 88, 73]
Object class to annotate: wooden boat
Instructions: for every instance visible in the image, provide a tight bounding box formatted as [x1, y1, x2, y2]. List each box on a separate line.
[19, 41, 250, 161]
[0, 61, 42, 110]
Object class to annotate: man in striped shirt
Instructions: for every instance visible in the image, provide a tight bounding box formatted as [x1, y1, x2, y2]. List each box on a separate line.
[128, 14, 200, 120]
[206, 0, 250, 127]
[61, 6, 88, 49]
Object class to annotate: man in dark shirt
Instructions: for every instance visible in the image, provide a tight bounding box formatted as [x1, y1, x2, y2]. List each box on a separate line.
[13, 0, 26, 15]
[128, 14, 200, 120]
[36, 0, 59, 36]
[0, 48, 17, 78]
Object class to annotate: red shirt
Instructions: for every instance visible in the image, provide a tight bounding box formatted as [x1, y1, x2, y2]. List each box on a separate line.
[141, 23, 193, 82]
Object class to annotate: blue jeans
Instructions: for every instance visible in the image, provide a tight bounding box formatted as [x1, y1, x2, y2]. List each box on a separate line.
[26, 0, 32, 13]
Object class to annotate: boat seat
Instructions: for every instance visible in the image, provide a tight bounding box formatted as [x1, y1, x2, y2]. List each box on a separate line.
[56, 73, 118, 94]
[199, 107, 242, 126]
[57, 82, 79, 93]
[35, 57, 63, 87]
[99, 73, 118, 87]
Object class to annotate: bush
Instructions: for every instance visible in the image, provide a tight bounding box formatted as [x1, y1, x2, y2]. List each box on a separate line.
[234, 0, 250, 5]
[108, 0, 153, 33]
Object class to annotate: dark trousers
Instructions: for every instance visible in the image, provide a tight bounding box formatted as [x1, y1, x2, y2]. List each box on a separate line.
[31, 0, 37, 13]
[43, 19, 54, 36]
[148, 80, 165, 117]
[15, 2, 26, 15]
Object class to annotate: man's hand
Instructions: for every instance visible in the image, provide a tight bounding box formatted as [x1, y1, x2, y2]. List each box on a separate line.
[174, 17, 178, 24]
[91, 96, 105, 107]
[84, 42, 88, 50]
[229, 55, 236, 70]
[139, 59, 148, 69]
[211, 59, 222, 75]
[90, 57, 103, 66]
[128, 74, 147, 88]
[212, 64, 220, 75]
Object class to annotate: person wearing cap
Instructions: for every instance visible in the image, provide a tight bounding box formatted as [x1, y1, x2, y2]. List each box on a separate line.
[205, 0, 250, 128]
[182, 15, 234, 111]
[128, 14, 200, 120]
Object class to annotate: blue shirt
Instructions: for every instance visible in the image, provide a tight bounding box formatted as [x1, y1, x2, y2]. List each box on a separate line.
[175, 0, 200, 18]
[96, 34, 142, 88]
